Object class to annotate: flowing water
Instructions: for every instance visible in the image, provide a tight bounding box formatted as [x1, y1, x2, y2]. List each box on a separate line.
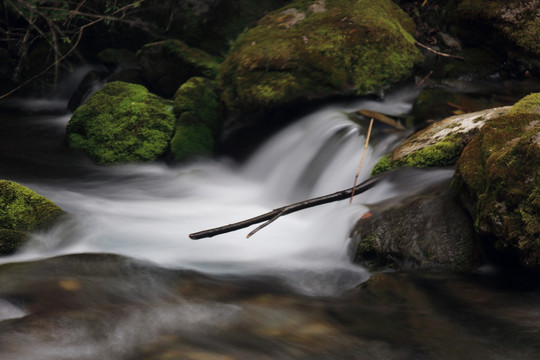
[0, 77, 539, 359]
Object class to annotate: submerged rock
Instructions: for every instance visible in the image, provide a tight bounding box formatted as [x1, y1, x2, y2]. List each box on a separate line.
[137, 39, 221, 98]
[0, 181, 65, 255]
[452, 93, 540, 269]
[218, 0, 422, 113]
[350, 176, 478, 271]
[66, 81, 176, 164]
[171, 77, 221, 161]
[372, 106, 510, 176]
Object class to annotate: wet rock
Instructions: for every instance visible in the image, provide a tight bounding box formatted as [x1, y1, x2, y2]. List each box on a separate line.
[97, 48, 139, 70]
[136, 39, 220, 98]
[171, 77, 222, 161]
[66, 81, 176, 164]
[0, 181, 65, 255]
[452, 93, 540, 269]
[218, 0, 422, 113]
[372, 106, 510, 176]
[350, 176, 478, 271]
[67, 69, 109, 112]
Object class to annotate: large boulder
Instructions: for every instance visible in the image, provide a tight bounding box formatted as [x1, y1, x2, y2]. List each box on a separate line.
[218, 0, 423, 113]
[171, 77, 222, 161]
[350, 173, 478, 271]
[0, 181, 65, 255]
[452, 93, 540, 269]
[455, 0, 540, 74]
[372, 106, 510, 176]
[66, 81, 176, 164]
[136, 40, 220, 98]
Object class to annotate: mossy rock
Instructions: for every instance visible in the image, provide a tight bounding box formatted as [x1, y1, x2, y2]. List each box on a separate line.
[171, 77, 221, 161]
[66, 81, 176, 164]
[218, 0, 423, 113]
[372, 106, 510, 176]
[452, 93, 540, 269]
[455, 0, 540, 72]
[0, 181, 65, 255]
[137, 39, 221, 97]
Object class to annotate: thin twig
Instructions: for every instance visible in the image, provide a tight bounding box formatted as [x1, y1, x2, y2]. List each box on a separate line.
[0, 17, 102, 100]
[415, 41, 464, 60]
[246, 209, 286, 238]
[350, 118, 374, 203]
[416, 70, 433, 87]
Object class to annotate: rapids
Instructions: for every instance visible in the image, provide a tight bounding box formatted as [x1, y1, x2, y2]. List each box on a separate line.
[1, 78, 539, 360]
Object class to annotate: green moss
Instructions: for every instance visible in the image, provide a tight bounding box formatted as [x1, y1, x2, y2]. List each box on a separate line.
[0, 180, 64, 232]
[173, 77, 221, 132]
[170, 124, 214, 162]
[452, 93, 540, 268]
[66, 81, 176, 164]
[371, 155, 393, 176]
[218, 0, 422, 112]
[0, 229, 27, 255]
[371, 135, 464, 176]
[171, 77, 222, 161]
[506, 93, 540, 115]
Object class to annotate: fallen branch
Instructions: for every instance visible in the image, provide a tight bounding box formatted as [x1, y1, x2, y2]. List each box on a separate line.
[415, 41, 465, 60]
[189, 173, 384, 240]
[355, 110, 406, 130]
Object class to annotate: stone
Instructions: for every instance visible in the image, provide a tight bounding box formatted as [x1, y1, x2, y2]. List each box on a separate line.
[218, 0, 422, 113]
[66, 81, 176, 164]
[452, 93, 540, 269]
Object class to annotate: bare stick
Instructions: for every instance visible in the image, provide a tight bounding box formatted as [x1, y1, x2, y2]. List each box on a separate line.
[189, 173, 384, 240]
[350, 118, 374, 203]
[416, 70, 433, 87]
[415, 41, 464, 60]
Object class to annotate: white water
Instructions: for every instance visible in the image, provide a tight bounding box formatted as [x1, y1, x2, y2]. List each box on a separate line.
[1, 87, 420, 296]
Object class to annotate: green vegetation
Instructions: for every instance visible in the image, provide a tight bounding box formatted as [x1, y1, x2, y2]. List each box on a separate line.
[171, 77, 221, 161]
[372, 135, 465, 176]
[66, 81, 176, 164]
[452, 93, 540, 268]
[0, 180, 65, 255]
[218, 0, 422, 112]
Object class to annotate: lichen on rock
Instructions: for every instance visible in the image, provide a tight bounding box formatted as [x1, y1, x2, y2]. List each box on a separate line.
[371, 106, 510, 176]
[66, 81, 176, 164]
[452, 93, 540, 268]
[218, 0, 423, 113]
[0, 180, 65, 255]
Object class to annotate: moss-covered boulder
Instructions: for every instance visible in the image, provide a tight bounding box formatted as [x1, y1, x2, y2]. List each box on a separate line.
[66, 81, 176, 164]
[0, 181, 65, 255]
[455, 0, 540, 73]
[218, 0, 423, 113]
[372, 106, 510, 176]
[136, 39, 221, 97]
[171, 77, 222, 161]
[452, 93, 540, 269]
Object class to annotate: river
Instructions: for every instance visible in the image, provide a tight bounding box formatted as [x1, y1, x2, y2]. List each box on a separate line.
[0, 76, 539, 359]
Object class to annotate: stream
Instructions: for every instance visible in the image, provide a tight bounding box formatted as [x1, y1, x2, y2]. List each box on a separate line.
[0, 76, 539, 359]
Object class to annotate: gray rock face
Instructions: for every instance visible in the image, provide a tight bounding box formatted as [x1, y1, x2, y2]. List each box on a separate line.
[350, 176, 479, 271]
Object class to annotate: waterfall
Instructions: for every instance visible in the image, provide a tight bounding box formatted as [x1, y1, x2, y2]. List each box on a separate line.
[0, 86, 419, 295]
